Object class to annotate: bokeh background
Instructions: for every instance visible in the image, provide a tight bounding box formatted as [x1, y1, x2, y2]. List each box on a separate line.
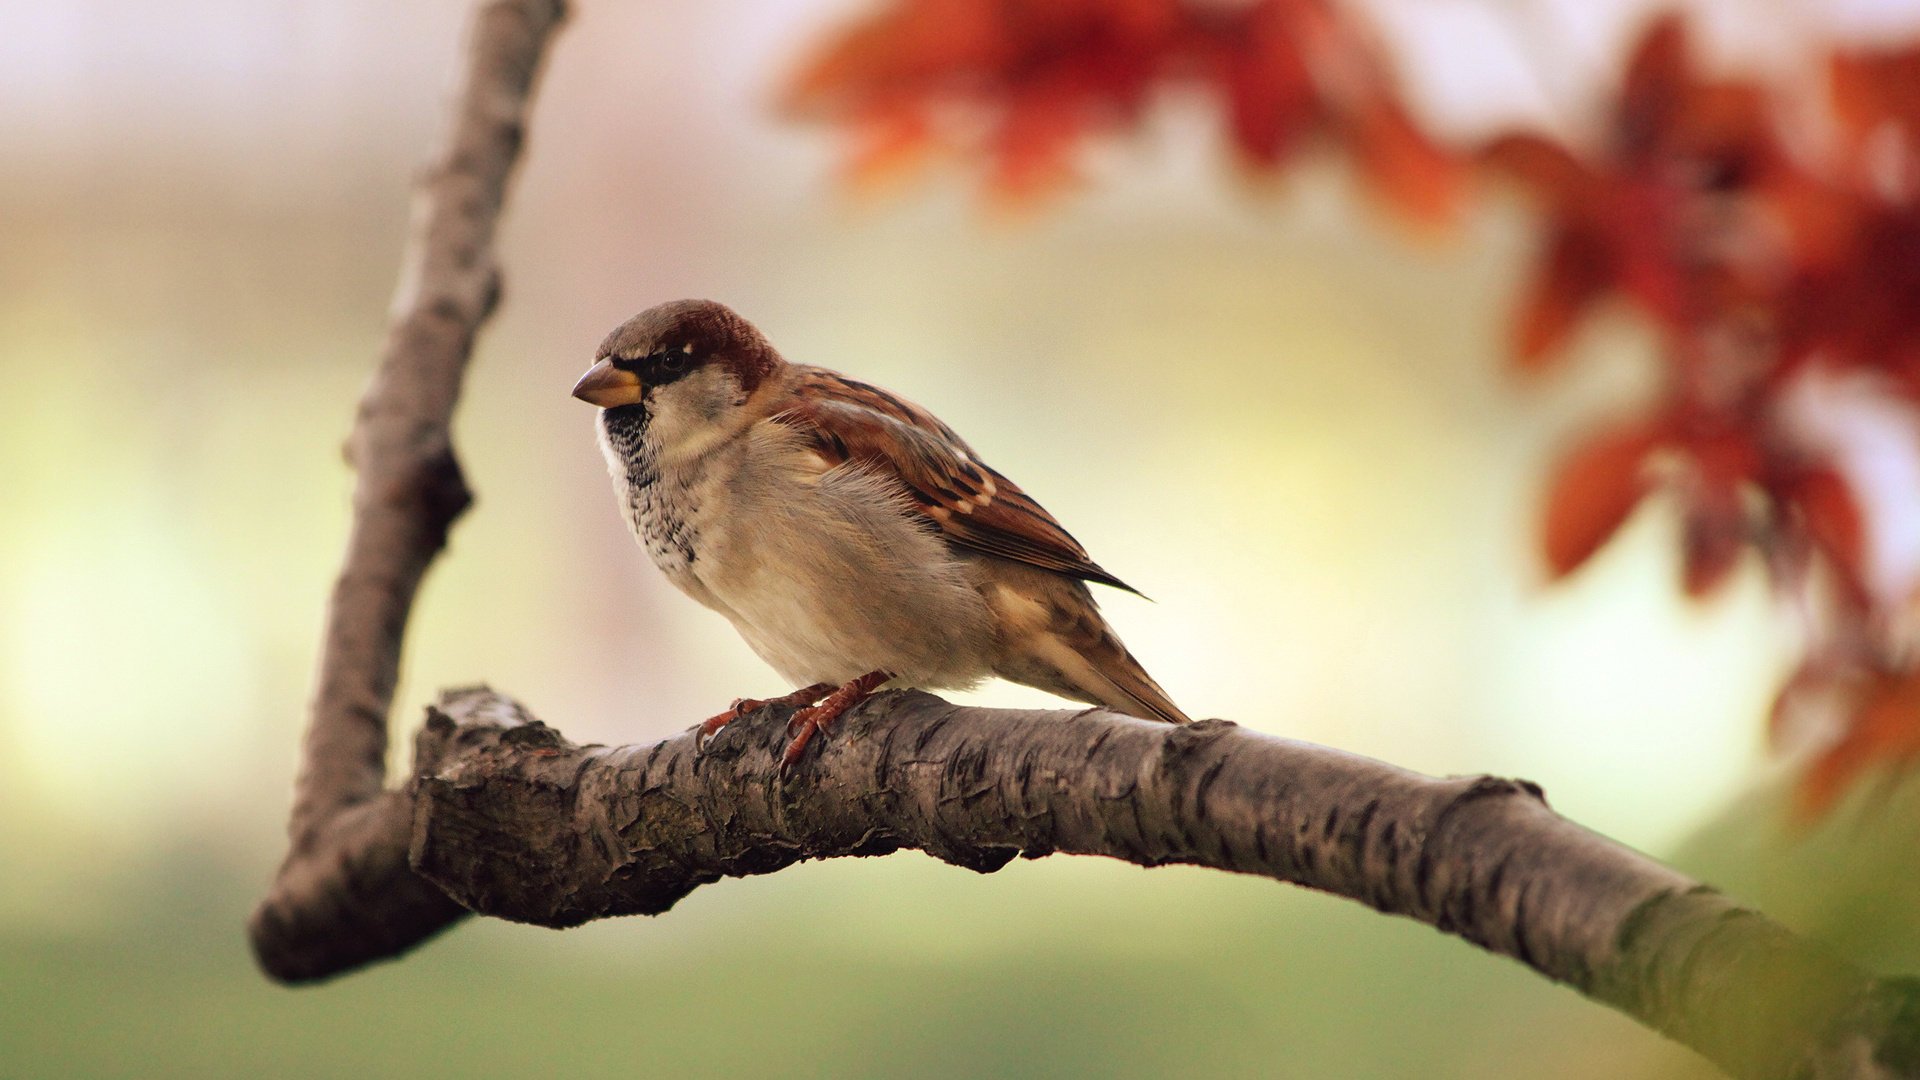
[6, 1, 1920, 1076]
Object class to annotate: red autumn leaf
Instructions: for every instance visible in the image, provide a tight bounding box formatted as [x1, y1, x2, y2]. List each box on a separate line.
[1797, 672, 1920, 818]
[1487, 19, 1788, 367]
[988, 79, 1094, 201]
[1831, 45, 1920, 157]
[1608, 180, 1692, 336]
[1681, 496, 1746, 597]
[1210, 6, 1316, 167]
[1679, 434, 1759, 597]
[1344, 95, 1462, 228]
[784, 0, 1001, 115]
[1514, 227, 1613, 368]
[1787, 207, 1920, 390]
[1762, 170, 1859, 274]
[1479, 133, 1592, 197]
[1541, 424, 1661, 578]
[786, 0, 1201, 205]
[1791, 466, 1867, 586]
[1616, 15, 1691, 159]
[844, 106, 938, 190]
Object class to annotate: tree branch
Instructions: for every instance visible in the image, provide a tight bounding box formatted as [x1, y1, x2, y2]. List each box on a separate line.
[249, 0, 566, 981]
[279, 684, 1919, 1080]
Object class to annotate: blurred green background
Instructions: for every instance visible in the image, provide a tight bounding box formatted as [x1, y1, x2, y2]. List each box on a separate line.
[6, 1, 1920, 1077]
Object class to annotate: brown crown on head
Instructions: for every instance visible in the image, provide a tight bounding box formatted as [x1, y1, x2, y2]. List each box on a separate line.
[597, 299, 782, 390]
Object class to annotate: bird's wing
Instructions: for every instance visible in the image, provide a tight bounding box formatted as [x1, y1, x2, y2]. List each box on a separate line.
[770, 367, 1139, 594]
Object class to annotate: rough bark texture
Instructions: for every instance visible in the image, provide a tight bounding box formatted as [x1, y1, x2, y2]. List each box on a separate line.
[248, 0, 566, 983]
[269, 683, 1918, 1080]
[248, 3, 1920, 1078]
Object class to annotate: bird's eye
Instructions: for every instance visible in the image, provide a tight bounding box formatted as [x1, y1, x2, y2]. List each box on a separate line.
[657, 352, 688, 375]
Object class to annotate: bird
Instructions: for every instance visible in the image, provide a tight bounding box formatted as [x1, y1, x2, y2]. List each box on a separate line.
[572, 299, 1190, 768]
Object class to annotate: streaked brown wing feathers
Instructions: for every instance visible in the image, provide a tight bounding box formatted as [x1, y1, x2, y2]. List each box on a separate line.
[772, 368, 1137, 593]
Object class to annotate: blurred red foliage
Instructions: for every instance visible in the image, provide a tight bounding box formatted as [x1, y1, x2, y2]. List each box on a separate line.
[785, 0, 1461, 217]
[790, 2, 1920, 815]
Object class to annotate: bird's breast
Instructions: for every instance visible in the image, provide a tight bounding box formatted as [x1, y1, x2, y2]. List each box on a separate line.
[597, 411, 998, 688]
[600, 406, 705, 587]
[630, 457, 708, 586]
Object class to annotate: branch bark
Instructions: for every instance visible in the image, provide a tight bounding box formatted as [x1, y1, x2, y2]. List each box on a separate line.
[248, 0, 566, 981]
[248, 3, 1920, 1078]
[268, 685, 1918, 1080]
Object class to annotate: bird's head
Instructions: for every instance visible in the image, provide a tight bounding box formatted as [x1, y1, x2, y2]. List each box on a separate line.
[572, 300, 782, 444]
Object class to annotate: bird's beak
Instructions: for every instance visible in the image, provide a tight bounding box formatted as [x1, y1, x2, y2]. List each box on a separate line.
[571, 359, 643, 408]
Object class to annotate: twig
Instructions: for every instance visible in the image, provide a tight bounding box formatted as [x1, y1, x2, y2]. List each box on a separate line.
[249, 0, 567, 982]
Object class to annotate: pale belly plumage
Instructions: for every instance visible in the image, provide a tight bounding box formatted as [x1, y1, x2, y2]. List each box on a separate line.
[599, 406, 999, 689]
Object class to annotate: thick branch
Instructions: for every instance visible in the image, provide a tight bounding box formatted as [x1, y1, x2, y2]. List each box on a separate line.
[250, 0, 565, 978]
[272, 681, 1920, 1080]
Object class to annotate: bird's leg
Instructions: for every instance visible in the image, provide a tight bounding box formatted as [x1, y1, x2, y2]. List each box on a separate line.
[695, 682, 835, 747]
[781, 670, 892, 770]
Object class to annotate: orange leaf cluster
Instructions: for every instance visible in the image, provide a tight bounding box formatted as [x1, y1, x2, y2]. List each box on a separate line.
[1507, 21, 1920, 813]
[786, 0, 1460, 218]
[790, 6, 1920, 814]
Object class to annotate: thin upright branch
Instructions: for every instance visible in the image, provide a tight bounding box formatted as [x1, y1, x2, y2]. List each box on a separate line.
[249, 0, 567, 981]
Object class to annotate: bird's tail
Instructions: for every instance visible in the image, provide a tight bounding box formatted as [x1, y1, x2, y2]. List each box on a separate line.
[1037, 606, 1190, 724]
[1083, 638, 1191, 725]
[988, 572, 1192, 724]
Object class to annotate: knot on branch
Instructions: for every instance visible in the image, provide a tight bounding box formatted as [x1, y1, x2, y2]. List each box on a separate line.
[414, 684, 537, 774]
[390, 446, 474, 540]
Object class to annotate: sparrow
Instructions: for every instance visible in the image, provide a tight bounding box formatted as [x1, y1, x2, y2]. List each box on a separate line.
[572, 299, 1190, 768]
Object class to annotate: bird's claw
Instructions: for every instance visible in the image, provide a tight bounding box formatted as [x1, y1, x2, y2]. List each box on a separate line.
[694, 684, 839, 756]
[775, 671, 890, 777]
[779, 704, 836, 774]
[693, 698, 756, 753]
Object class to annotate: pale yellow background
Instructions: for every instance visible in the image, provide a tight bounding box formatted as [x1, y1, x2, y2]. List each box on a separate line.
[4, 2, 1916, 1077]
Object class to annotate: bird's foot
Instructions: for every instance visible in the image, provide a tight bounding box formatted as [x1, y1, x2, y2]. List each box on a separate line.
[781, 671, 892, 773]
[695, 683, 835, 750]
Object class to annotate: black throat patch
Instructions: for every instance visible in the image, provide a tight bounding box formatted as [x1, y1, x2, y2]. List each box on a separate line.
[600, 404, 656, 488]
